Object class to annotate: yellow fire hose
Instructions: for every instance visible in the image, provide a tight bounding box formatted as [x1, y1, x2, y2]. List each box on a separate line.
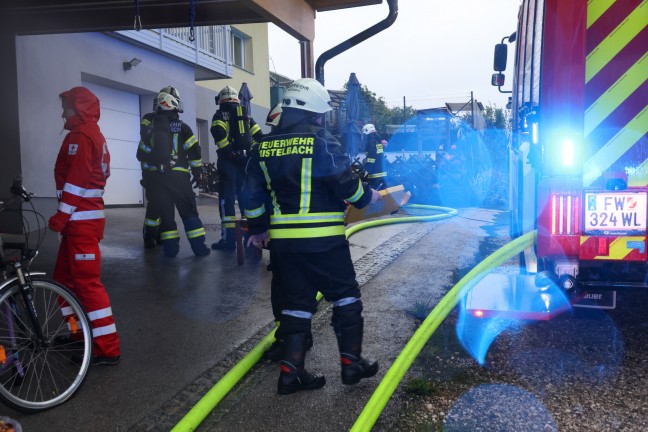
[351, 230, 537, 431]
[170, 204, 462, 432]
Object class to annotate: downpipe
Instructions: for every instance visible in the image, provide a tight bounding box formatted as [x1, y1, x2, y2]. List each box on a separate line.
[315, 0, 398, 85]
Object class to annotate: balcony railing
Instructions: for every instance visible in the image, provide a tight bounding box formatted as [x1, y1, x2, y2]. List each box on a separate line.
[115, 25, 232, 78]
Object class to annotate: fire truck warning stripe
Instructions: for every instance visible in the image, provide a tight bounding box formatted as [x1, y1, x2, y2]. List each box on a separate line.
[580, 236, 644, 260]
[585, 52, 648, 136]
[585, 26, 647, 106]
[583, 104, 648, 187]
[589, 81, 647, 146]
[587, 0, 615, 29]
[587, 0, 644, 47]
[596, 236, 645, 260]
[585, 1, 647, 83]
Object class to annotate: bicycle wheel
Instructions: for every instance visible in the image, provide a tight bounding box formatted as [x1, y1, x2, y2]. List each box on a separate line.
[0, 276, 92, 412]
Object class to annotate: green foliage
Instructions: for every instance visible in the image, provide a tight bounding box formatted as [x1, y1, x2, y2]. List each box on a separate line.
[404, 378, 438, 396]
[407, 301, 432, 321]
[343, 81, 417, 134]
[482, 103, 511, 130]
[462, 102, 511, 131]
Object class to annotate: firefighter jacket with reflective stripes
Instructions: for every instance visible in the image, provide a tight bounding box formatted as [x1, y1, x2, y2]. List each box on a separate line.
[50, 86, 110, 238]
[364, 132, 387, 179]
[210, 104, 263, 160]
[136, 111, 203, 173]
[244, 123, 372, 252]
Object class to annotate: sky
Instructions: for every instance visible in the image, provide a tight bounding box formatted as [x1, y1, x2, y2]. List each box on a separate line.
[268, 0, 521, 110]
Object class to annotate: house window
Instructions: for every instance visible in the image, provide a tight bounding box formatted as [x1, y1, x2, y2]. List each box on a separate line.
[230, 28, 253, 72]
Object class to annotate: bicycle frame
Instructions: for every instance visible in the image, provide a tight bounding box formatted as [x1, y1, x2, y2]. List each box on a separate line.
[0, 272, 45, 291]
[0, 177, 93, 412]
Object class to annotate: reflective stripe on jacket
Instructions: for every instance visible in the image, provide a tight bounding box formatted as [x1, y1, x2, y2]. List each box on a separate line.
[54, 87, 110, 237]
[244, 123, 371, 252]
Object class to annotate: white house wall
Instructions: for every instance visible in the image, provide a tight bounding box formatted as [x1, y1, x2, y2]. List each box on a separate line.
[15, 32, 219, 207]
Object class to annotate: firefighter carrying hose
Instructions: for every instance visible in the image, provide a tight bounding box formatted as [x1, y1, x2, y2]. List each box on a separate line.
[136, 87, 210, 258]
[210, 85, 264, 251]
[244, 78, 381, 394]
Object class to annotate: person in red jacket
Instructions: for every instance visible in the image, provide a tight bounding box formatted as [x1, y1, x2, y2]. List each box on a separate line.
[49, 86, 121, 366]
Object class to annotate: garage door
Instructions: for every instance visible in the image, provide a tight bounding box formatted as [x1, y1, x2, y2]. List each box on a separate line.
[83, 82, 142, 206]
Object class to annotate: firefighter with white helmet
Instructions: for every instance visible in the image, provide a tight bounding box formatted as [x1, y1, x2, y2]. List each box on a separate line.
[362, 123, 389, 190]
[137, 86, 210, 257]
[265, 103, 282, 132]
[210, 84, 263, 251]
[137, 86, 184, 248]
[243, 77, 381, 394]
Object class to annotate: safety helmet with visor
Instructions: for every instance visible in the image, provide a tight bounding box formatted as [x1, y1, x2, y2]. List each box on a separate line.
[282, 78, 332, 114]
[217, 86, 240, 105]
[265, 104, 283, 127]
[155, 86, 183, 113]
[362, 124, 377, 135]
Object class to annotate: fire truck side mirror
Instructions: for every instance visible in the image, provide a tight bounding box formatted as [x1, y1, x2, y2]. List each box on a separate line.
[493, 43, 508, 71]
[491, 73, 505, 87]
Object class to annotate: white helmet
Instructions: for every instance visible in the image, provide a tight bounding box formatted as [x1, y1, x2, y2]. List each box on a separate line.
[155, 88, 183, 112]
[265, 104, 283, 127]
[217, 86, 239, 105]
[362, 124, 376, 135]
[282, 78, 331, 114]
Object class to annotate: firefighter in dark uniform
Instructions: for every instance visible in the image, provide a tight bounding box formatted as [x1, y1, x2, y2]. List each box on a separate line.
[244, 78, 381, 395]
[210, 85, 264, 251]
[138, 95, 164, 249]
[136, 87, 210, 258]
[362, 123, 389, 190]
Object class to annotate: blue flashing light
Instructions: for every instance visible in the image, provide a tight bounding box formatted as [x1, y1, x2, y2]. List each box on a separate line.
[531, 122, 539, 145]
[561, 138, 575, 167]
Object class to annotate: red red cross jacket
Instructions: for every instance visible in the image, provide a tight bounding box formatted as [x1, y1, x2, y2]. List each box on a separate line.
[49, 87, 111, 238]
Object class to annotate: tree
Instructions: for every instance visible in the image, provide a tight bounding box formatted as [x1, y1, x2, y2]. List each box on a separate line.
[343, 82, 417, 134]
[482, 103, 511, 130]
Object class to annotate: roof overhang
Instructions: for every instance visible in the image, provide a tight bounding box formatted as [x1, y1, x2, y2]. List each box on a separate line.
[0, 0, 382, 41]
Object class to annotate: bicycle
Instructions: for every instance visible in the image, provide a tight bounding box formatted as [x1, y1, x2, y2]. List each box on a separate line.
[0, 177, 92, 412]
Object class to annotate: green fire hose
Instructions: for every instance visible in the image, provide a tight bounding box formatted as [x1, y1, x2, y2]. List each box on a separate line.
[170, 204, 462, 432]
[350, 230, 537, 431]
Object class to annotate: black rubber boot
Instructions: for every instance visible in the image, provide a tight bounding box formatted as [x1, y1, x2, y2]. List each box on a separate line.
[143, 226, 158, 249]
[264, 333, 313, 362]
[211, 239, 236, 251]
[277, 333, 325, 395]
[335, 322, 379, 385]
[263, 339, 283, 362]
[162, 238, 180, 258]
[189, 235, 210, 256]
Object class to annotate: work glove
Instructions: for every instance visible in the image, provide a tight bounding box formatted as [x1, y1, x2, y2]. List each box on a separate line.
[224, 148, 247, 165]
[48, 212, 70, 233]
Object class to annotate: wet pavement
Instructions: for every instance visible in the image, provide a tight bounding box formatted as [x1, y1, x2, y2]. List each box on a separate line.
[5, 196, 503, 431]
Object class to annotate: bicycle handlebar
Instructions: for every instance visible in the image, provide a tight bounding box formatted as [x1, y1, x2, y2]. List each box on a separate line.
[11, 176, 32, 202]
[0, 176, 35, 213]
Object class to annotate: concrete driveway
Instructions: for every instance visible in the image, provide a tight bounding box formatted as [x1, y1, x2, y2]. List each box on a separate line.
[5, 197, 501, 431]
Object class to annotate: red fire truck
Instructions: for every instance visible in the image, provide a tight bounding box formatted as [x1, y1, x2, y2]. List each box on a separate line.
[492, 0, 647, 309]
